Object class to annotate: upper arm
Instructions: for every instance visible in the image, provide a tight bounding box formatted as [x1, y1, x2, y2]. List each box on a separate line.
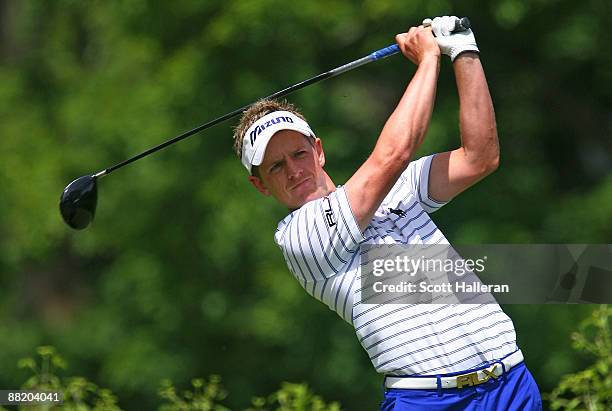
[428, 148, 499, 203]
[344, 153, 408, 231]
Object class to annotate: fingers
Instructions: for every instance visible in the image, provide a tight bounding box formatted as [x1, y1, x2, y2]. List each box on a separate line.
[396, 25, 428, 42]
[397, 25, 433, 46]
[423, 15, 478, 61]
[395, 26, 419, 47]
[428, 16, 458, 37]
[395, 25, 439, 64]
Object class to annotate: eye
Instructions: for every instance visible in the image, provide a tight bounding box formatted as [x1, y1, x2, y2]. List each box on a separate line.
[294, 150, 307, 158]
[269, 163, 281, 173]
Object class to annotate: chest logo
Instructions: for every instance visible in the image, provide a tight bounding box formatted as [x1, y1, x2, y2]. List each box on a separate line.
[323, 197, 336, 227]
[389, 207, 406, 218]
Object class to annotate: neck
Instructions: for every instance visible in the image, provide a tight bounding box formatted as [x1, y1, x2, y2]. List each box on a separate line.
[288, 171, 336, 212]
[322, 171, 336, 195]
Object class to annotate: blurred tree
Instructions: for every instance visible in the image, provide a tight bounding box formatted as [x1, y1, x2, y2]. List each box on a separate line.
[546, 305, 611, 410]
[0, 1, 610, 410]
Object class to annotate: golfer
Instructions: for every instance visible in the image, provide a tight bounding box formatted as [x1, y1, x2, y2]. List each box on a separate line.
[233, 16, 542, 410]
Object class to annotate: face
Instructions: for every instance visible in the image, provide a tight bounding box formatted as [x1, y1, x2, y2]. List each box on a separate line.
[248, 130, 328, 209]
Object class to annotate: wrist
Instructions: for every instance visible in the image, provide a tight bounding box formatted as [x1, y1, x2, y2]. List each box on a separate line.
[450, 45, 479, 62]
[420, 52, 441, 64]
[452, 51, 479, 63]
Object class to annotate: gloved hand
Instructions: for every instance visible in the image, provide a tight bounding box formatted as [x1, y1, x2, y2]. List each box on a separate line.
[423, 16, 479, 62]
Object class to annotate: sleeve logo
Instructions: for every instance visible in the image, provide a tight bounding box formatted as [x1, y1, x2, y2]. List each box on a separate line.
[323, 196, 336, 227]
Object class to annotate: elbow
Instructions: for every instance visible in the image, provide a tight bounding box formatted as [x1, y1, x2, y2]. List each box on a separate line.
[485, 152, 500, 174]
[465, 147, 499, 178]
[486, 129, 500, 172]
[371, 145, 413, 172]
[477, 151, 500, 177]
[487, 139, 501, 173]
[468, 132, 500, 176]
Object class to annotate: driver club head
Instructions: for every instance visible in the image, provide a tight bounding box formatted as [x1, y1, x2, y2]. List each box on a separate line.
[59, 175, 98, 230]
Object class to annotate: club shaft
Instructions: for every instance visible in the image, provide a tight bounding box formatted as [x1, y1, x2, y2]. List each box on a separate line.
[98, 54, 386, 176]
[97, 17, 470, 177]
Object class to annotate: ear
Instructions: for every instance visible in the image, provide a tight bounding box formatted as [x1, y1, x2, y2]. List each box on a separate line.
[314, 138, 325, 167]
[247, 175, 271, 196]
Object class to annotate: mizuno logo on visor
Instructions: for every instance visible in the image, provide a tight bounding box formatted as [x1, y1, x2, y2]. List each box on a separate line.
[249, 116, 295, 145]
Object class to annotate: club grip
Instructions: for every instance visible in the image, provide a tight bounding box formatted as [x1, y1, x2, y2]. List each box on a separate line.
[422, 16, 471, 33]
[370, 17, 471, 61]
[370, 44, 401, 60]
[454, 17, 471, 32]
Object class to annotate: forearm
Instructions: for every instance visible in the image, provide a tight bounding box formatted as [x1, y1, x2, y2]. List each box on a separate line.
[373, 55, 440, 168]
[454, 53, 499, 171]
[344, 26, 441, 230]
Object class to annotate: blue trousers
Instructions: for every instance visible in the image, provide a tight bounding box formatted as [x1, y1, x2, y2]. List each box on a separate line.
[380, 363, 542, 410]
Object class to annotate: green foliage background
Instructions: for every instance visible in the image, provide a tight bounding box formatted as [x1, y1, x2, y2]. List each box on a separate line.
[0, 0, 610, 409]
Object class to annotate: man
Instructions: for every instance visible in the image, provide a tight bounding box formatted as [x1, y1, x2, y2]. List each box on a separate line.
[232, 16, 542, 410]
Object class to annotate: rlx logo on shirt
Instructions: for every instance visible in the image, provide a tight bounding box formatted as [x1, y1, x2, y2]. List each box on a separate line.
[323, 197, 336, 227]
[249, 116, 295, 145]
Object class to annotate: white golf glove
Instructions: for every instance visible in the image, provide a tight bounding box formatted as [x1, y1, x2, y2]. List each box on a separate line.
[423, 16, 479, 62]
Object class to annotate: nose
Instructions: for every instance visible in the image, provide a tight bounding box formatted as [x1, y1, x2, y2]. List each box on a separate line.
[285, 157, 302, 180]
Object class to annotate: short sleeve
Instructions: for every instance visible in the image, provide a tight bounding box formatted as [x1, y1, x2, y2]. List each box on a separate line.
[275, 186, 365, 282]
[400, 154, 448, 213]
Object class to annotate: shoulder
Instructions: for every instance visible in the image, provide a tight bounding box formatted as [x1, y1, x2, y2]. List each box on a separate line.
[275, 192, 325, 245]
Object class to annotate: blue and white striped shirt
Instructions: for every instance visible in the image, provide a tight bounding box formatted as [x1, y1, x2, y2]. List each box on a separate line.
[274, 155, 518, 375]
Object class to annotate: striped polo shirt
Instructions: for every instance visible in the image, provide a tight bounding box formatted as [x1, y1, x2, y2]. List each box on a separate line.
[274, 154, 518, 376]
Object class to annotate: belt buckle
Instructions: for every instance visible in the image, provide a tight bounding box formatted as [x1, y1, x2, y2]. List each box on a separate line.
[456, 365, 499, 389]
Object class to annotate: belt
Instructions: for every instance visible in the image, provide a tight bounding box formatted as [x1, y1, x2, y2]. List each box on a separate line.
[385, 350, 524, 390]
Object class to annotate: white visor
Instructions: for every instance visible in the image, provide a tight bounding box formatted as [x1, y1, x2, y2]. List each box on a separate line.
[241, 110, 315, 173]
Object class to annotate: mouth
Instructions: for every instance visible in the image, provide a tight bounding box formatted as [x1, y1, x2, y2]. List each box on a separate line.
[289, 177, 311, 191]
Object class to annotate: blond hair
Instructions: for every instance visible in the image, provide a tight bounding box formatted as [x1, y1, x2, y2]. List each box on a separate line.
[232, 99, 307, 159]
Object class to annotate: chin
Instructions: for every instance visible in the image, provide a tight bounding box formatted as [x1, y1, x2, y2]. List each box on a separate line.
[284, 183, 324, 209]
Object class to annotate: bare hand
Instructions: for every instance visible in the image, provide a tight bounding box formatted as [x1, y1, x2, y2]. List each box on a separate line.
[395, 26, 440, 65]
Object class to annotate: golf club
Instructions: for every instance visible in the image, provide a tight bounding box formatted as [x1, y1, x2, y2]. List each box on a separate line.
[60, 17, 470, 230]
